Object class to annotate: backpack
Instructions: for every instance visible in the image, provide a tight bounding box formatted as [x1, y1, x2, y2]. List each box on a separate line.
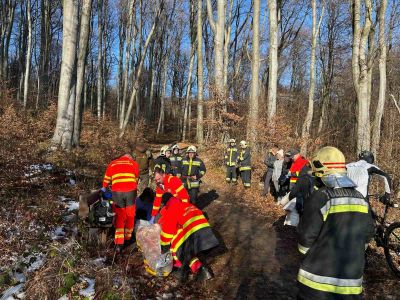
[91, 199, 114, 226]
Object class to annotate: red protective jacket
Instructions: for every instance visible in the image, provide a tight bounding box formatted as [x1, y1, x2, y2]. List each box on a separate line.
[158, 198, 211, 257]
[103, 155, 139, 192]
[289, 156, 309, 184]
[152, 175, 189, 216]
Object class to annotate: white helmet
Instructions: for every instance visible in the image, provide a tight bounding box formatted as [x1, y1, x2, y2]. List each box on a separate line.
[239, 140, 248, 148]
[187, 145, 197, 153]
[172, 144, 180, 151]
[228, 139, 236, 144]
[160, 145, 171, 156]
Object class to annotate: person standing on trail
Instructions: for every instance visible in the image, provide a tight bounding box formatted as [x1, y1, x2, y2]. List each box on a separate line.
[271, 149, 284, 201]
[132, 143, 154, 194]
[346, 150, 392, 201]
[181, 145, 206, 206]
[170, 144, 183, 177]
[154, 146, 172, 174]
[150, 167, 190, 220]
[278, 151, 293, 197]
[158, 193, 219, 283]
[297, 146, 375, 300]
[263, 145, 279, 196]
[102, 152, 139, 253]
[238, 140, 252, 188]
[288, 149, 308, 190]
[224, 139, 239, 184]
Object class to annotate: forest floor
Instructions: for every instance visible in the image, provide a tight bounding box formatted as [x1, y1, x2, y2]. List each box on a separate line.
[1, 160, 400, 300]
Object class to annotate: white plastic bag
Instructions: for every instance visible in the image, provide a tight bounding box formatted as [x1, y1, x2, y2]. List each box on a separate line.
[283, 198, 300, 227]
[136, 223, 172, 277]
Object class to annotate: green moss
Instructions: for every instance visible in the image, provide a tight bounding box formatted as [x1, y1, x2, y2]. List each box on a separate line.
[103, 291, 120, 300]
[58, 273, 77, 295]
[0, 272, 11, 286]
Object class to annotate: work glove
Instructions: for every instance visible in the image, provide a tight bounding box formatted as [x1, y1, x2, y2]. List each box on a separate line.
[149, 216, 155, 224]
[100, 187, 107, 193]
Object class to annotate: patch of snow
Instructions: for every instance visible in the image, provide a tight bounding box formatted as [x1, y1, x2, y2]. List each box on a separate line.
[50, 227, 66, 240]
[0, 283, 24, 300]
[22, 253, 45, 273]
[68, 179, 76, 186]
[90, 257, 106, 268]
[66, 201, 79, 211]
[62, 214, 76, 223]
[79, 277, 95, 299]
[13, 272, 26, 283]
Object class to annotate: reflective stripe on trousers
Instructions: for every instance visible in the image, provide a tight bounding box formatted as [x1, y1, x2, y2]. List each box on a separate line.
[298, 268, 363, 295]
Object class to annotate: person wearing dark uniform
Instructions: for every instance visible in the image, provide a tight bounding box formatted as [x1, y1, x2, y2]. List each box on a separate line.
[158, 193, 219, 282]
[224, 139, 238, 184]
[154, 145, 172, 174]
[180, 145, 206, 206]
[297, 147, 375, 300]
[132, 143, 154, 194]
[170, 144, 183, 177]
[238, 140, 251, 188]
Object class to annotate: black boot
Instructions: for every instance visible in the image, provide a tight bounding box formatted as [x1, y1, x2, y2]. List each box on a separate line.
[196, 266, 214, 282]
[172, 267, 189, 283]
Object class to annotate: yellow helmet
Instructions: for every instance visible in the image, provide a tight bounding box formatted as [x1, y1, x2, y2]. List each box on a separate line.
[239, 140, 248, 148]
[160, 145, 171, 156]
[311, 146, 346, 177]
[187, 145, 197, 153]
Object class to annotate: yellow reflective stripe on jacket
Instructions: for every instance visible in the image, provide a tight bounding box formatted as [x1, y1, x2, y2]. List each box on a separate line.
[113, 178, 137, 184]
[156, 193, 163, 197]
[320, 197, 369, 221]
[298, 269, 363, 295]
[298, 244, 309, 255]
[182, 215, 206, 229]
[172, 223, 210, 252]
[160, 240, 170, 246]
[104, 175, 111, 180]
[176, 185, 184, 193]
[161, 231, 174, 239]
[112, 173, 137, 179]
[188, 159, 193, 175]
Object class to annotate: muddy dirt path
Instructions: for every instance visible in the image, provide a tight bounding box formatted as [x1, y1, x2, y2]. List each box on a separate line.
[198, 183, 301, 299]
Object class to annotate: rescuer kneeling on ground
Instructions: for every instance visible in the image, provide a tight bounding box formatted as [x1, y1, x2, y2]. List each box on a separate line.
[297, 146, 375, 300]
[158, 193, 219, 283]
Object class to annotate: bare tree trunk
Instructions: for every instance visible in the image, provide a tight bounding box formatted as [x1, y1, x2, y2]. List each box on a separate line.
[247, 0, 260, 144]
[120, 3, 163, 137]
[23, 0, 32, 109]
[97, 0, 103, 119]
[182, 47, 195, 141]
[206, 0, 226, 108]
[38, 0, 51, 107]
[157, 60, 168, 135]
[72, 0, 92, 146]
[267, 0, 278, 124]
[119, 0, 135, 129]
[352, 0, 373, 152]
[52, 0, 79, 150]
[301, 0, 324, 155]
[0, 0, 16, 80]
[371, 0, 387, 154]
[196, 0, 204, 144]
[223, 0, 233, 89]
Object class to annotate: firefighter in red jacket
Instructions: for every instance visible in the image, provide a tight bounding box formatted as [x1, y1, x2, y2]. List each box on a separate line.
[150, 167, 190, 220]
[102, 153, 139, 252]
[288, 149, 309, 190]
[158, 193, 219, 282]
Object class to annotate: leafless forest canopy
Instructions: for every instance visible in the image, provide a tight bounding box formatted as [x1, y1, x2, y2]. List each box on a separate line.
[1, 0, 400, 162]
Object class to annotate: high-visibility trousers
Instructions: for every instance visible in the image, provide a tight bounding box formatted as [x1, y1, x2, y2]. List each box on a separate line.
[240, 169, 251, 187]
[226, 165, 237, 183]
[173, 255, 203, 273]
[112, 190, 137, 245]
